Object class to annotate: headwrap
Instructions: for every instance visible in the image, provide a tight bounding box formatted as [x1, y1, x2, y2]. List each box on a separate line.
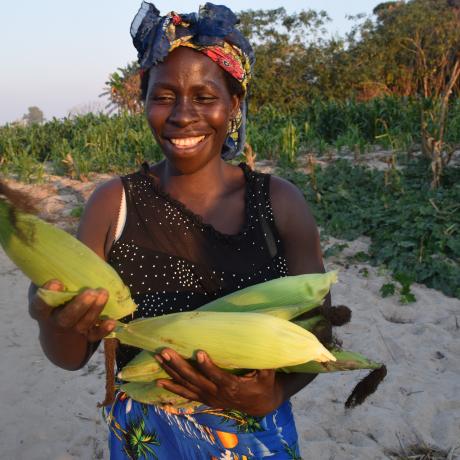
[130, 2, 255, 160]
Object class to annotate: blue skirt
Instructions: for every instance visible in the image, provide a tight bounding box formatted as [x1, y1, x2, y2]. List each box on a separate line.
[103, 392, 301, 459]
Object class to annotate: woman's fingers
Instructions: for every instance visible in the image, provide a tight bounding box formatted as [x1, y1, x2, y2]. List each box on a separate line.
[31, 281, 113, 341]
[73, 290, 108, 335]
[195, 351, 232, 386]
[155, 379, 200, 402]
[156, 349, 217, 394]
[29, 279, 64, 320]
[52, 289, 99, 330]
[87, 319, 116, 342]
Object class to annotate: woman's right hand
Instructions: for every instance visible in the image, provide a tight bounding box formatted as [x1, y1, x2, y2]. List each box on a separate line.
[29, 279, 116, 343]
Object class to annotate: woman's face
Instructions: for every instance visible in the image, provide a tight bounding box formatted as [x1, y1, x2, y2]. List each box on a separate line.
[145, 47, 240, 174]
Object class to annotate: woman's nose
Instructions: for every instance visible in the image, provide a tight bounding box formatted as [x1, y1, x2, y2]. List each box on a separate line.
[168, 97, 198, 127]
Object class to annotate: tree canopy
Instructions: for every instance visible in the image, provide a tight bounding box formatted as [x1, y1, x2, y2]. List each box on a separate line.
[103, 0, 460, 114]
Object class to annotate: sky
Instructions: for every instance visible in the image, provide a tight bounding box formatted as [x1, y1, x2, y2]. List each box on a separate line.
[0, 1, 382, 125]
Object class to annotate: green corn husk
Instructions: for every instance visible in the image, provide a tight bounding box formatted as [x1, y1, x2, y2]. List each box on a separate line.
[120, 347, 384, 408]
[280, 349, 383, 374]
[0, 192, 137, 320]
[118, 313, 330, 383]
[293, 316, 326, 331]
[118, 351, 166, 382]
[198, 271, 337, 315]
[118, 315, 381, 384]
[120, 381, 196, 409]
[111, 311, 336, 370]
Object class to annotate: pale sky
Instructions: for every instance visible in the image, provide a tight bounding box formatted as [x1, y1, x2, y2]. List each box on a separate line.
[0, 1, 382, 125]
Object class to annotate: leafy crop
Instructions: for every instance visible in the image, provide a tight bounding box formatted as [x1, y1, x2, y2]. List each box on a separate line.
[280, 158, 460, 299]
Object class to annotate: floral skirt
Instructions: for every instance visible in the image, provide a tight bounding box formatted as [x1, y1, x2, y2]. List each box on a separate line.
[103, 392, 301, 459]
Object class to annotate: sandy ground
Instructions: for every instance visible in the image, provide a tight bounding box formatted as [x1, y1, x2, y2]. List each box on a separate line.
[1, 168, 459, 460]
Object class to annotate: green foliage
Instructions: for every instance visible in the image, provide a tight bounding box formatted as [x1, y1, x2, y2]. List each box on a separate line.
[280, 158, 460, 299]
[0, 113, 163, 178]
[323, 243, 349, 258]
[70, 205, 84, 218]
[394, 272, 417, 303]
[380, 283, 396, 297]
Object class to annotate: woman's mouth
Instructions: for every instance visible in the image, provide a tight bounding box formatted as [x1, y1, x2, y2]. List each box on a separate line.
[168, 135, 206, 149]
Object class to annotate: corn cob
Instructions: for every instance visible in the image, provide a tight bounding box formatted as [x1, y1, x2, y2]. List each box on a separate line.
[120, 381, 195, 408]
[199, 271, 337, 315]
[0, 192, 137, 320]
[118, 314, 380, 384]
[110, 311, 336, 369]
[118, 350, 166, 383]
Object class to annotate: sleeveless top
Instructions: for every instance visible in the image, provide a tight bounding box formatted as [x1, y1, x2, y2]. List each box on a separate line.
[108, 162, 289, 369]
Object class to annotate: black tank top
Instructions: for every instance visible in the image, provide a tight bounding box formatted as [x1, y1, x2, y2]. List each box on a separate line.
[108, 162, 288, 369]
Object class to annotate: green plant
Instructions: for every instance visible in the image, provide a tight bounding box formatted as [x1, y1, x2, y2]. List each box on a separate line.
[279, 157, 460, 299]
[380, 283, 396, 298]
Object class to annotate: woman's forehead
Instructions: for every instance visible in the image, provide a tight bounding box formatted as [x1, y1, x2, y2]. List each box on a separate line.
[149, 47, 225, 85]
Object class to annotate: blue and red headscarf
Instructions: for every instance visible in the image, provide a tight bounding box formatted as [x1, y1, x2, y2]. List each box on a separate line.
[130, 2, 255, 160]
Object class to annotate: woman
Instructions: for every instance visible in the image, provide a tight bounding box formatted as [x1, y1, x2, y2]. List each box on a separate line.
[29, 3, 330, 458]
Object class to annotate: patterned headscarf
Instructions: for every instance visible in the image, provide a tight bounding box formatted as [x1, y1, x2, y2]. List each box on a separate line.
[130, 2, 255, 160]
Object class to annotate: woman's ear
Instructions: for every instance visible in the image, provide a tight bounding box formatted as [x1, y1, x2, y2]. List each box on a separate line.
[230, 94, 242, 118]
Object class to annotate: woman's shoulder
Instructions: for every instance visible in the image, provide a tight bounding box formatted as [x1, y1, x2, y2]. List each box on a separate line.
[269, 174, 308, 215]
[267, 173, 317, 238]
[86, 176, 124, 212]
[77, 177, 124, 260]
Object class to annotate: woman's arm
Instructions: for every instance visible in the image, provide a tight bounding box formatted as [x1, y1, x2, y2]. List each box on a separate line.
[269, 174, 331, 400]
[28, 178, 123, 370]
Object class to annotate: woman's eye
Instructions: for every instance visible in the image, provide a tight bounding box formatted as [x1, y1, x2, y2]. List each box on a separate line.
[196, 95, 217, 103]
[151, 95, 175, 103]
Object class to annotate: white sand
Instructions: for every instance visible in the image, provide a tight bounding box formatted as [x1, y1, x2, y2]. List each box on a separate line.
[1, 173, 459, 459]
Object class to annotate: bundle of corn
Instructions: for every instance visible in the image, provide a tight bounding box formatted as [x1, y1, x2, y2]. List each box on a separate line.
[0, 181, 137, 320]
[117, 310, 386, 409]
[110, 310, 336, 409]
[115, 273, 386, 410]
[111, 310, 335, 368]
[112, 272, 340, 408]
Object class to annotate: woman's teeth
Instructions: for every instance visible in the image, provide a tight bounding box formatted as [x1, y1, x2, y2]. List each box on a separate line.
[170, 136, 205, 148]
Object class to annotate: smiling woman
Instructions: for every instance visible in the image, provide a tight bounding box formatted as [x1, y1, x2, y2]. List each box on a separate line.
[145, 47, 241, 175]
[27, 2, 330, 459]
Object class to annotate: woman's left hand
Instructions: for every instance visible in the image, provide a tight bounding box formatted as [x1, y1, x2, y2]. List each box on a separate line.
[155, 348, 283, 417]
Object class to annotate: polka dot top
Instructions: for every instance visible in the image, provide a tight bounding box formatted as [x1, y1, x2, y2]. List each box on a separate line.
[108, 162, 289, 369]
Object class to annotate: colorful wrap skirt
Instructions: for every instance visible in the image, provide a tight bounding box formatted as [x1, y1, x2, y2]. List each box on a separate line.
[103, 392, 301, 459]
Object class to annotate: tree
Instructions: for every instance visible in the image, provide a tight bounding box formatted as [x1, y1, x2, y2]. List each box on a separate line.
[346, 0, 460, 186]
[101, 62, 143, 115]
[23, 106, 44, 125]
[237, 8, 336, 111]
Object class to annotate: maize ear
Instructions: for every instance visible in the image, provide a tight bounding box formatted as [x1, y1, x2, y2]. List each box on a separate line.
[110, 311, 336, 369]
[120, 381, 195, 408]
[118, 314, 380, 384]
[0, 198, 137, 320]
[118, 350, 166, 383]
[198, 271, 337, 315]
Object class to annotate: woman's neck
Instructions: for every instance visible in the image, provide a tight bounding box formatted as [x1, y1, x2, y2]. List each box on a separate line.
[157, 158, 234, 206]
